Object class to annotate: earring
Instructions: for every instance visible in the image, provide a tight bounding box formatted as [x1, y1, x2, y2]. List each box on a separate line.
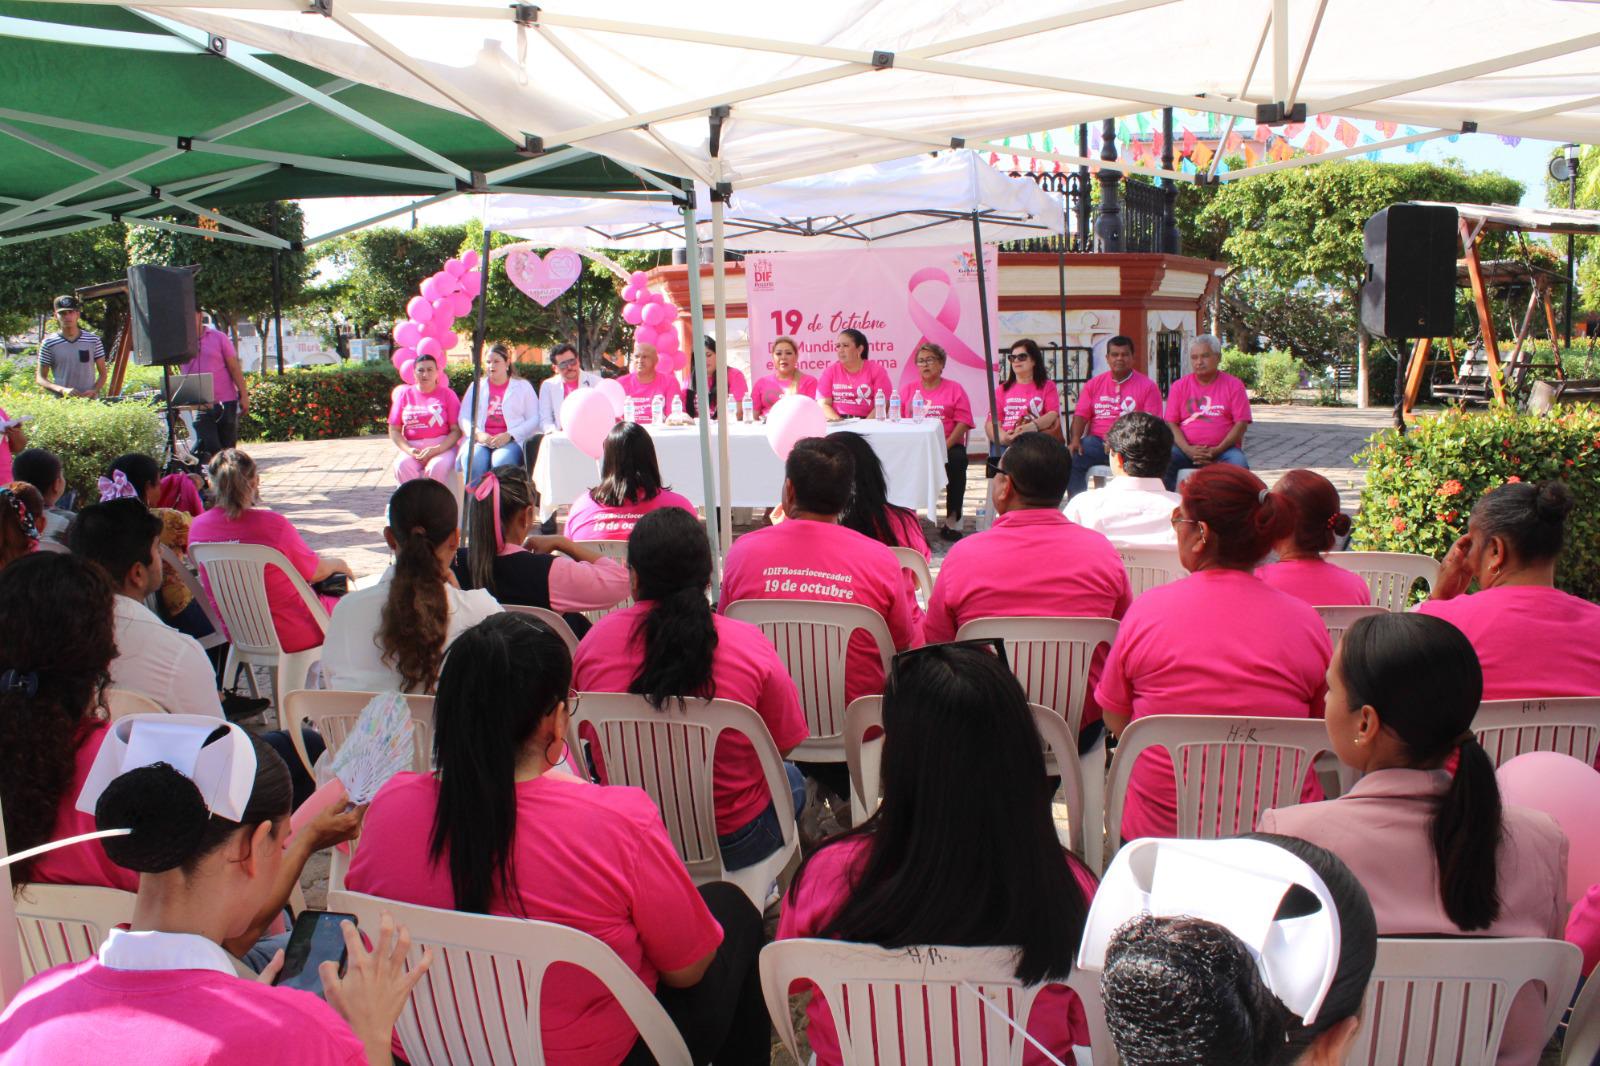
[544, 736, 568, 769]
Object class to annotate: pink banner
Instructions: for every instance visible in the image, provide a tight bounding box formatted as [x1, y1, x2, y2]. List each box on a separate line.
[746, 245, 1001, 425]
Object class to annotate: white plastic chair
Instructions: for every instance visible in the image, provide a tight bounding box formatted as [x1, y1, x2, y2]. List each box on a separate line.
[103, 687, 169, 720]
[502, 604, 580, 655]
[574, 539, 633, 622]
[189, 542, 330, 720]
[568, 693, 798, 909]
[326, 889, 692, 1066]
[1347, 938, 1580, 1066]
[158, 543, 228, 652]
[1116, 546, 1186, 597]
[1471, 696, 1600, 769]
[1325, 550, 1440, 611]
[1560, 961, 1600, 1065]
[12, 884, 135, 980]
[1105, 715, 1339, 858]
[724, 599, 896, 765]
[845, 695, 1085, 857]
[280, 689, 435, 779]
[1314, 604, 1386, 648]
[955, 616, 1119, 871]
[890, 546, 933, 607]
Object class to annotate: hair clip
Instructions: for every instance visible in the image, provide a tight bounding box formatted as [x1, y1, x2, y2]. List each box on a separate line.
[0, 669, 38, 698]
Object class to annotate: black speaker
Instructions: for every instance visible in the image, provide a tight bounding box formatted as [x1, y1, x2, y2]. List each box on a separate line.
[127, 264, 199, 365]
[1360, 204, 1458, 339]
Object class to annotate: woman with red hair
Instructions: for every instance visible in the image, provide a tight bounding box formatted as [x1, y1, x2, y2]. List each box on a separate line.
[1255, 469, 1372, 607]
[1095, 464, 1332, 840]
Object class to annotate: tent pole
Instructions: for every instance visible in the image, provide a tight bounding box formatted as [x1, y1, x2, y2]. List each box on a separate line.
[972, 210, 1000, 461]
[683, 193, 723, 594]
[270, 202, 284, 376]
[1057, 186, 1068, 366]
[462, 225, 491, 537]
[712, 193, 733, 561]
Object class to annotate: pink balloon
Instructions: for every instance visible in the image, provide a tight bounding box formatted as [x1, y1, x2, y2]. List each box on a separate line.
[421, 276, 443, 302]
[461, 249, 481, 270]
[621, 283, 641, 303]
[460, 270, 483, 297]
[406, 296, 434, 323]
[448, 293, 473, 318]
[633, 325, 659, 348]
[399, 358, 418, 386]
[662, 349, 685, 374]
[432, 297, 453, 320]
[656, 328, 681, 354]
[765, 394, 828, 460]
[394, 320, 422, 348]
[622, 302, 644, 326]
[391, 345, 416, 369]
[436, 274, 462, 297]
[595, 377, 627, 419]
[661, 302, 680, 322]
[641, 302, 668, 326]
[1497, 752, 1600, 901]
[439, 329, 459, 350]
[416, 337, 443, 360]
[638, 288, 663, 305]
[559, 388, 616, 459]
[444, 257, 466, 277]
[628, 270, 648, 286]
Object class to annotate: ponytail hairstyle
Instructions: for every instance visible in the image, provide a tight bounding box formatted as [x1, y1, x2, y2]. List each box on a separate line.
[1179, 464, 1297, 569]
[627, 508, 717, 710]
[1337, 612, 1499, 930]
[1471, 479, 1575, 565]
[377, 479, 458, 694]
[1273, 469, 1351, 554]
[208, 449, 258, 519]
[0, 553, 117, 884]
[429, 614, 571, 914]
[591, 422, 667, 508]
[465, 464, 534, 598]
[95, 730, 292, 876]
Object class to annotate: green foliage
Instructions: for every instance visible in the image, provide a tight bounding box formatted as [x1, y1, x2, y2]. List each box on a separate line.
[0, 223, 129, 337]
[1219, 348, 1258, 389]
[1543, 145, 1597, 316]
[1219, 275, 1356, 368]
[322, 225, 471, 337]
[0, 388, 164, 502]
[1352, 406, 1600, 600]
[1254, 350, 1304, 404]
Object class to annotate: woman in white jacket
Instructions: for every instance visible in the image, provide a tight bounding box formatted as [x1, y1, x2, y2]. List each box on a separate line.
[458, 345, 540, 482]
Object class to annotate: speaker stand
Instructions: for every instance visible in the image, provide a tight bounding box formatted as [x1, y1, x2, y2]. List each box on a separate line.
[160, 363, 182, 473]
[1391, 337, 1410, 436]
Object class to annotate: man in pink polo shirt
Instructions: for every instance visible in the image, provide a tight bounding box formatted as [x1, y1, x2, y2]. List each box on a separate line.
[1067, 334, 1163, 498]
[616, 342, 683, 424]
[1164, 334, 1251, 489]
[182, 309, 249, 460]
[927, 433, 1131, 741]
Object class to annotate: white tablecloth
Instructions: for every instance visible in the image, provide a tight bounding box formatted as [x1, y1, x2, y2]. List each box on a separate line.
[533, 419, 949, 520]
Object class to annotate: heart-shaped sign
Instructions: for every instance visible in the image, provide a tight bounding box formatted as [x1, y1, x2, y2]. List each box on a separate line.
[506, 247, 583, 306]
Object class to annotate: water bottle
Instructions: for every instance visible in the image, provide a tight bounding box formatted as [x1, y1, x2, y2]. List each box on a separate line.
[911, 393, 926, 424]
[888, 390, 902, 422]
[670, 395, 684, 422]
[651, 395, 665, 424]
[623, 397, 636, 423]
[742, 394, 754, 423]
[726, 394, 740, 422]
[975, 507, 991, 532]
[873, 389, 887, 420]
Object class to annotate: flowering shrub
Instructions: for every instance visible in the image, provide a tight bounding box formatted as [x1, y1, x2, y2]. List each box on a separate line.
[1352, 405, 1600, 601]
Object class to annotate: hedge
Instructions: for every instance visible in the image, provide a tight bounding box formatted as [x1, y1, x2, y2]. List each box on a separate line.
[1351, 405, 1600, 602]
[1219, 349, 1258, 390]
[1255, 350, 1304, 405]
[0, 387, 165, 503]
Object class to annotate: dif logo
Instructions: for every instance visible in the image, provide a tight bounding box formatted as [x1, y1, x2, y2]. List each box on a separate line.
[751, 258, 775, 292]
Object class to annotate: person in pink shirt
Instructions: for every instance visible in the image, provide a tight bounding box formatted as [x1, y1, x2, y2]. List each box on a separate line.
[1163, 335, 1251, 489]
[1260, 612, 1567, 1066]
[183, 309, 250, 460]
[573, 508, 808, 870]
[1255, 469, 1372, 607]
[833, 431, 930, 623]
[346, 614, 769, 1066]
[189, 449, 352, 656]
[817, 328, 893, 420]
[0, 403, 25, 484]
[927, 434, 1131, 739]
[1068, 334, 1164, 498]
[777, 643, 1097, 1066]
[682, 335, 749, 420]
[1419, 479, 1600, 701]
[750, 335, 820, 419]
[906, 342, 975, 541]
[386, 353, 462, 485]
[564, 422, 697, 541]
[616, 342, 683, 424]
[992, 338, 1062, 451]
[1095, 464, 1331, 841]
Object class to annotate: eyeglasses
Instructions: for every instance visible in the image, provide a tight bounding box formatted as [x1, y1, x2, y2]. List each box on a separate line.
[915, 357, 941, 366]
[554, 359, 578, 370]
[1170, 507, 1200, 527]
[1007, 353, 1031, 362]
[892, 637, 1006, 672]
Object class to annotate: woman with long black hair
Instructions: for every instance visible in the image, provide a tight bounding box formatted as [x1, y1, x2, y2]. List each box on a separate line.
[563, 423, 696, 542]
[573, 507, 808, 870]
[777, 641, 1097, 1064]
[991, 337, 1060, 449]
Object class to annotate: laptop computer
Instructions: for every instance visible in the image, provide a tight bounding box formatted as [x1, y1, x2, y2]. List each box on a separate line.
[161, 373, 215, 408]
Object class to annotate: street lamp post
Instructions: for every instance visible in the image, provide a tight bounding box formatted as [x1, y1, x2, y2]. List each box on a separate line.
[1551, 144, 1580, 348]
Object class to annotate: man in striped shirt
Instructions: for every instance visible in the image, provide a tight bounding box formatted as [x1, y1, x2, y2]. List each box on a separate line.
[35, 295, 107, 398]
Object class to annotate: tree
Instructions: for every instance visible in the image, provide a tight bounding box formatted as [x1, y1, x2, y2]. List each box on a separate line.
[322, 224, 470, 336]
[0, 222, 128, 338]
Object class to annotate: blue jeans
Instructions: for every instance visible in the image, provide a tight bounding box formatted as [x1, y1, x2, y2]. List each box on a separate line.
[1067, 434, 1110, 498]
[461, 440, 524, 482]
[718, 762, 806, 872]
[1164, 445, 1248, 490]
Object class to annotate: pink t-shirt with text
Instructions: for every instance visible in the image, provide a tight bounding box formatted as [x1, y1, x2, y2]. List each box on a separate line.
[1094, 569, 1331, 841]
[1164, 372, 1251, 449]
[345, 771, 722, 1066]
[182, 327, 240, 403]
[483, 380, 509, 435]
[750, 373, 819, 419]
[777, 836, 1100, 1066]
[563, 488, 697, 542]
[573, 606, 809, 834]
[1418, 585, 1600, 701]
[387, 383, 461, 442]
[720, 520, 919, 703]
[1074, 370, 1164, 438]
[189, 506, 335, 654]
[997, 379, 1060, 434]
[817, 361, 893, 418]
[1255, 558, 1373, 608]
[908, 378, 975, 442]
[616, 373, 682, 423]
[28, 722, 138, 892]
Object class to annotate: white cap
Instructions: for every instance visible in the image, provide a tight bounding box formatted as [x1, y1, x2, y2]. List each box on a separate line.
[76, 715, 258, 823]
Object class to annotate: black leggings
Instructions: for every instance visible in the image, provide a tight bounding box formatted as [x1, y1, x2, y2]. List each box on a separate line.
[944, 443, 968, 520]
[621, 882, 769, 1066]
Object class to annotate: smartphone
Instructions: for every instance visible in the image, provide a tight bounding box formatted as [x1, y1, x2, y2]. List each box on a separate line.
[273, 910, 356, 998]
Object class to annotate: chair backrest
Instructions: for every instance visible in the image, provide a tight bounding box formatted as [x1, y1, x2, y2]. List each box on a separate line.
[12, 884, 136, 980]
[724, 599, 896, 753]
[1105, 715, 1333, 854]
[1116, 546, 1186, 597]
[501, 604, 579, 655]
[104, 687, 169, 720]
[1561, 956, 1600, 1065]
[890, 546, 933, 606]
[568, 693, 796, 881]
[326, 889, 692, 1066]
[954, 616, 1119, 736]
[845, 695, 1085, 856]
[189, 541, 330, 656]
[1346, 937, 1580, 1066]
[1314, 604, 1386, 648]
[158, 542, 228, 649]
[762, 939, 1047, 1066]
[281, 689, 435, 775]
[1324, 551, 1440, 611]
[1472, 696, 1600, 769]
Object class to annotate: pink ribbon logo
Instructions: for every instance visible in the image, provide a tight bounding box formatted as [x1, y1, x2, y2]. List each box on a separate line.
[898, 267, 986, 395]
